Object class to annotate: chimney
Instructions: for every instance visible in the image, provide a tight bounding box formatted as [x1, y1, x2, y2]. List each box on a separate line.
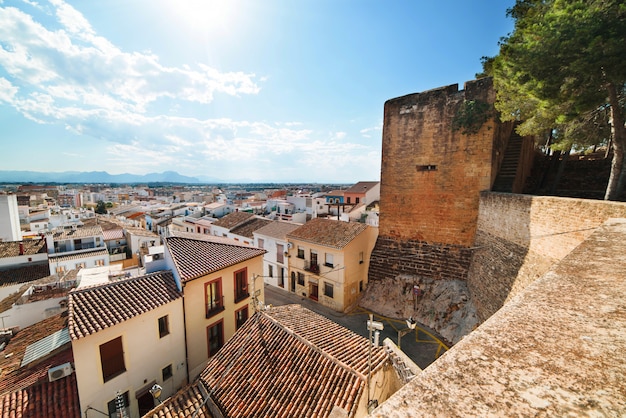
[19, 243, 24, 256]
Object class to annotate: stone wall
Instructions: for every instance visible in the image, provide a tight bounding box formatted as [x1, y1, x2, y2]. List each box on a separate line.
[468, 192, 626, 320]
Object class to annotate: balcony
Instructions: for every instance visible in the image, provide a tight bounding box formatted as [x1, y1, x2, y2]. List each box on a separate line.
[304, 262, 320, 274]
[206, 296, 225, 319]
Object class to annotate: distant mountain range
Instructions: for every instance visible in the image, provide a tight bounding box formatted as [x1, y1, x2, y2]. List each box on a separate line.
[0, 170, 220, 184]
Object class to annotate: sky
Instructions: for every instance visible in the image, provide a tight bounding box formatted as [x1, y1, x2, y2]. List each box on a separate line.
[0, 0, 515, 183]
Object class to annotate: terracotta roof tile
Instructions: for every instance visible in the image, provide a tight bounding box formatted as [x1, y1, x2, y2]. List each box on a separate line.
[0, 263, 51, 288]
[0, 365, 80, 418]
[68, 271, 181, 339]
[253, 221, 301, 240]
[166, 237, 265, 283]
[287, 218, 369, 249]
[143, 381, 212, 418]
[210, 212, 254, 229]
[102, 229, 124, 241]
[48, 225, 103, 241]
[0, 240, 47, 258]
[48, 248, 109, 263]
[345, 181, 379, 194]
[0, 313, 70, 395]
[199, 305, 387, 418]
[229, 218, 273, 239]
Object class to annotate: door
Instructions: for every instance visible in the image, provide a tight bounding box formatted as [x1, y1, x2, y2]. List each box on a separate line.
[137, 392, 155, 416]
[309, 282, 319, 301]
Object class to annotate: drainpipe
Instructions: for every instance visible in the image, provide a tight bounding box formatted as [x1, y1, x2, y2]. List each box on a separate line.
[182, 282, 190, 384]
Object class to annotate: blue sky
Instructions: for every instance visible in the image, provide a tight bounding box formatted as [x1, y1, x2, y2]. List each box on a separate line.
[0, 0, 514, 183]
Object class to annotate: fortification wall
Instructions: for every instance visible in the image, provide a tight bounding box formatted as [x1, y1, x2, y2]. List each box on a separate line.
[468, 192, 626, 320]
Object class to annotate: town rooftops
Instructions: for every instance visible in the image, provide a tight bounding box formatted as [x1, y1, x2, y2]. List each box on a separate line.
[166, 236, 265, 283]
[199, 304, 387, 418]
[0, 312, 79, 418]
[48, 225, 103, 241]
[48, 247, 108, 262]
[102, 228, 124, 241]
[345, 181, 379, 194]
[210, 211, 254, 229]
[254, 221, 302, 240]
[68, 270, 181, 339]
[144, 381, 212, 418]
[287, 218, 369, 249]
[229, 217, 273, 239]
[0, 239, 47, 258]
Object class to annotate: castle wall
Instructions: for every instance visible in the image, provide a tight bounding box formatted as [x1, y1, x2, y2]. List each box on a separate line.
[468, 192, 626, 320]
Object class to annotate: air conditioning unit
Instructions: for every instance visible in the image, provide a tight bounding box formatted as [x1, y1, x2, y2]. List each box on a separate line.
[153, 254, 161, 260]
[48, 362, 73, 382]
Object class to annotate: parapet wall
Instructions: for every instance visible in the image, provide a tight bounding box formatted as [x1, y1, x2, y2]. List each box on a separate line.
[468, 192, 626, 320]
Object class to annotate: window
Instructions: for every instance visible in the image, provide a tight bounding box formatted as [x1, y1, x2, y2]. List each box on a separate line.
[96, 259, 105, 266]
[276, 243, 284, 264]
[205, 278, 223, 318]
[268, 265, 273, 278]
[234, 268, 248, 303]
[324, 282, 334, 298]
[310, 250, 318, 266]
[258, 238, 264, 249]
[359, 251, 364, 264]
[207, 321, 224, 357]
[235, 306, 249, 330]
[359, 280, 364, 292]
[356, 197, 360, 204]
[162, 364, 173, 381]
[297, 272, 305, 286]
[107, 391, 129, 418]
[56, 266, 66, 274]
[100, 336, 126, 382]
[325, 253, 334, 268]
[297, 246, 305, 259]
[158, 315, 169, 338]
[75, 262, 85, 269]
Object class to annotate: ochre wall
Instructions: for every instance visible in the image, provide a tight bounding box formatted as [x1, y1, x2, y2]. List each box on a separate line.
[468, 192, 626, 320]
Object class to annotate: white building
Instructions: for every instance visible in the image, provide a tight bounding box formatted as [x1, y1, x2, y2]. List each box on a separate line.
[0, 195, 21, 241]
[253, 221, 302, 289]
[46, 225, 109, 275]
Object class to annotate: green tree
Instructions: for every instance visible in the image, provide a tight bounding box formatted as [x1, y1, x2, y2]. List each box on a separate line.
[491, 0, 626, 200]
[95, 200, 107, 214]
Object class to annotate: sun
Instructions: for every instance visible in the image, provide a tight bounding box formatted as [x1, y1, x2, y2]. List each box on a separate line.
[168, 0, 239, 35]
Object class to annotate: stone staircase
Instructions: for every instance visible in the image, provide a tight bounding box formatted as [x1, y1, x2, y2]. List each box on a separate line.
[493, 130, 523, 193]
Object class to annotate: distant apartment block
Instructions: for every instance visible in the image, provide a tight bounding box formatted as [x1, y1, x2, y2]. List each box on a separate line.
[0, 195, 21, 241]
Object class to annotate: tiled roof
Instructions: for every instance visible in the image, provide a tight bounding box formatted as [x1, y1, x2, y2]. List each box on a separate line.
[169, 230, 237, 245]
[48, 248, 108, 263]
[254, 221, 302, 240]
[0, 371, 80, 418]
[143, 381, 212, 418]
[48, 225, 104, 241]
[0, 313, 70, 395]
[345, 181, 379, 194]
[102, 228, 124, 241]
[287, 218, 369, 249]
[68, 271, 181, 339]
[229, 218, 273, 239]
[0, 240, 47, 259]
[166, 237, 266, 283]
[210, 212, 254, 229]
[0, 263, 51, 288]
[199, 304, 387, 418]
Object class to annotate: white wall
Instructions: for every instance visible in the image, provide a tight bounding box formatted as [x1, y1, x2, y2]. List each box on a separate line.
[1, 297, 67, 330]
[0, 195, 21, 241]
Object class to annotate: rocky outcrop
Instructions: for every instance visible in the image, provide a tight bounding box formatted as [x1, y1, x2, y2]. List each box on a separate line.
[360, 275, 478, 345]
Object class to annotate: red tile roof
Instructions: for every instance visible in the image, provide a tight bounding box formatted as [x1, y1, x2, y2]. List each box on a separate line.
[229, 217, 273, 239]
[345, 181, 379, 194]
[143, 381, 212, 418]
[199, 304, 388, 418]
[166, 237, 265, 283]
[0, 313, 79, 418]
[0, 368, 80, 418]
[254, 221, 302, 240]
[0, 240, 47, 258]
[0, 263, 51, 288]
[287, 218, 369, 249]
[210, 212, 254, 229]
[48, 248, 109, 263]
[102, 228, 124, 241]
[68, 271, 181, 339]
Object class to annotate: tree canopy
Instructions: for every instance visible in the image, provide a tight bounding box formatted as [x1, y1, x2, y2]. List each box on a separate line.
[488, 0, 626, 200]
